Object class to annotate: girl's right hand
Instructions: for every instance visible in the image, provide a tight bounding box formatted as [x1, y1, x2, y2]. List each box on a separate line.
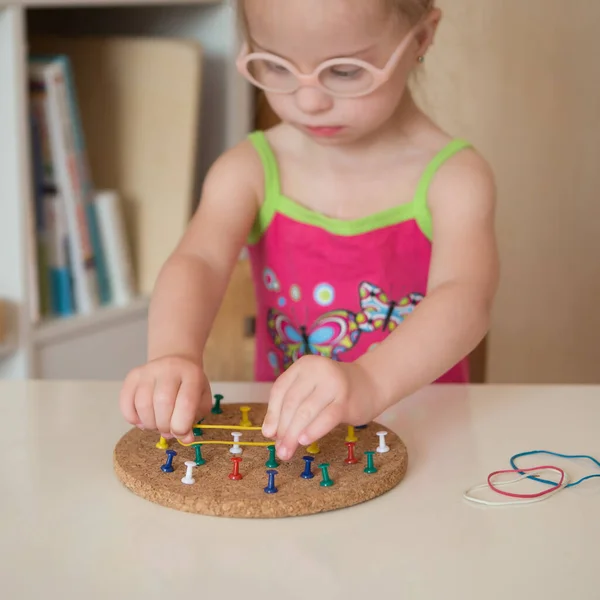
[119, 356, 212, 444]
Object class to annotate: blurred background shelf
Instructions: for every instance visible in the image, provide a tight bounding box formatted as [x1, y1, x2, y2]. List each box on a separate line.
[13, 0, 221, 6]
[34, 295, 150, 346]
[0, 342, 17, 361]
[0, 0, 254, 380]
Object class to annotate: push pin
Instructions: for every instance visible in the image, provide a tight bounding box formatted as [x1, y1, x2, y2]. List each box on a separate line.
[240, 406, 252, 427]
[356, 424, 368, 430]
[264, 469, 279, 494]
[193, 418, 204, 437]
[344, 441, 359, 465]
[376, 431, 390, 453]
[156, 436, 169, 450]
[345, 426, 358, 443]
[230, 432, 243, 455]
[161, 449, 177, 473]
[229, 457, 243, 481]
[306, 441, 320, 455]
[364, 451, 377, 474]
[301, 456, 315, 479]
[181, 460, 197, 484]
[318, 463, 334, 487]
[211, 393, 224, 414]
[265, 445, 279, 468]
[194, 444, 206, 466]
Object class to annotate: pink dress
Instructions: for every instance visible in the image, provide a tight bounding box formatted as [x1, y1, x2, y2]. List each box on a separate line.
[245, 131, 471, 383]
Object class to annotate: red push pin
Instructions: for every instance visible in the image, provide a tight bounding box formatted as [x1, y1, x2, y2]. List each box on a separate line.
[229, 456, 243, 480]
[344, 441, 359, 465]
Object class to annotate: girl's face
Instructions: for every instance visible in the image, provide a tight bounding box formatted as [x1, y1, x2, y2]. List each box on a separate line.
[242, 0, 437, 146]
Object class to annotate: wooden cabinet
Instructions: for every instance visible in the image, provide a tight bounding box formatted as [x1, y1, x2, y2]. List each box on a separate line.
[204, 258, 256, 381]
[418, 0, 600, 383]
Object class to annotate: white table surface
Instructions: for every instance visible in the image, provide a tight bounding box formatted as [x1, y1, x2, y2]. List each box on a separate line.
[1, 381, 598, 599]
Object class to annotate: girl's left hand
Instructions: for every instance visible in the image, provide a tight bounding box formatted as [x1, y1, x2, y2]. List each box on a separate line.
[261, 356, 379, 460]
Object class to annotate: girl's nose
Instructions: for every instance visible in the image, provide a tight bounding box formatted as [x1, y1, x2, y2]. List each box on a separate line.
[294, 86, 333, 115]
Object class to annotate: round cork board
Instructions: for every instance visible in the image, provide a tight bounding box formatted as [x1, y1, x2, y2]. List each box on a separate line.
[113, 402, 408, 518]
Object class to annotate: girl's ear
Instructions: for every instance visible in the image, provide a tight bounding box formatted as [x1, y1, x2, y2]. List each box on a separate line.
[415, 7, 442, 59]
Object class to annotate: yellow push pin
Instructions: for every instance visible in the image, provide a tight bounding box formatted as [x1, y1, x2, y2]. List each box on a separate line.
[345, 426, 358, 443]
[156, 436, 169, 450]
[240, 406, 252, 427]
[306, 441, 320, 455]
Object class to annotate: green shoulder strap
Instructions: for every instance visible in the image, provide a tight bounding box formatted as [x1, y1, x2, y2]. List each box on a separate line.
[247, 131, 282, 244]
[414, 139, 473, 241]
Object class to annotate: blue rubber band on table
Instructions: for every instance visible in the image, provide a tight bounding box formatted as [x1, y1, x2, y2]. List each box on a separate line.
[510, 450, 600, 488]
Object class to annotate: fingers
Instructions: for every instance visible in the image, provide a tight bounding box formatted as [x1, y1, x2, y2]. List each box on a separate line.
[134, 379, 157, 430]
[262, 368, 298, 438]
[275, 377, 316, 444]
[154, 377, 182, 437]
[199, 384, 214, 418]
[120, 357, 211, 446]
[276, 390, 335, 460]
[171, 376, 204, 443]
[297, 402, 343, 447]
[119, 369, 141, 426]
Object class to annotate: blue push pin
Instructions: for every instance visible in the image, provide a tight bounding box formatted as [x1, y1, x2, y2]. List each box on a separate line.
[161, 449, 177, 473]
[355, 424, 368, 430]
[300, 455, 315, 479]
[264, 469, 279, 494]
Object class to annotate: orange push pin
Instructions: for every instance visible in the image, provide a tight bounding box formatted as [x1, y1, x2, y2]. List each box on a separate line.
[240, 406, 252, 427]
[306, 441, 320, 455]
[345, 426, 358, 443]
[156, 436, 169, 450]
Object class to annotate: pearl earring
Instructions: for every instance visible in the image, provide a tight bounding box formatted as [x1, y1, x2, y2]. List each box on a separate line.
[417, 55, 425, 63]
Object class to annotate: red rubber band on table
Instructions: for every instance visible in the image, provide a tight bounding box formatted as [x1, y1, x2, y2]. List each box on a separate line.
[487, 465, 565, 499]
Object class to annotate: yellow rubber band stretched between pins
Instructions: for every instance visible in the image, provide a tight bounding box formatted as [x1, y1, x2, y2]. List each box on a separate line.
[174, 422, 273, 448]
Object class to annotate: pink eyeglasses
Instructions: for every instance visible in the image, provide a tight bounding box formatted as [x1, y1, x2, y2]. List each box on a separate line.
[236, 29, 417, 99]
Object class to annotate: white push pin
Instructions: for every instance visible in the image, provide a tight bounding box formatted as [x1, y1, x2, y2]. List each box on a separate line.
[376, 431, 390, 453]
[181, 460, 197, 485]
[230, 432, 243, 455]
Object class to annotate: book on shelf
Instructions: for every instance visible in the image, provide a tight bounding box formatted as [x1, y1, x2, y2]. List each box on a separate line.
[27, 54, 136, 323]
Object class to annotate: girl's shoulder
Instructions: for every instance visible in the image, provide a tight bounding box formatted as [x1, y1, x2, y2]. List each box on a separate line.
[427, 135, 495, 205]
[213, 123, 291, 184]
[414, 116, 494, 195]
[422, 130, 496, 221]
[204, 133, 269, 200]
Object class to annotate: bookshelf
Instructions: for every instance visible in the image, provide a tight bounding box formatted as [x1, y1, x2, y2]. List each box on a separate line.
[0, 0, 253, 379]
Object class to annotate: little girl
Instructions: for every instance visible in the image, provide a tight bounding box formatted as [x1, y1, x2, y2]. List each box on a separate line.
[119, 0, 498, 461]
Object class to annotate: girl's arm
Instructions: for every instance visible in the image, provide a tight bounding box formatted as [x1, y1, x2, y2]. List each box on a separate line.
[119, 140, 261, 443]
[358, 148, 499, 412]
[261, 147, 499, 461]
[147, 140, 261, 366]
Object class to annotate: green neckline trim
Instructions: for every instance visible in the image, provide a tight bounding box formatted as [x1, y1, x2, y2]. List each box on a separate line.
[247, 131, 471, 245]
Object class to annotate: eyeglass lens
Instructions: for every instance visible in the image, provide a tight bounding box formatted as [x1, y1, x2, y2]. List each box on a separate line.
[246, 58, 375, 94]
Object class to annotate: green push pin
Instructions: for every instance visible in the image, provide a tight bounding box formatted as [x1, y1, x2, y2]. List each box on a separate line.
[193, 418, 204, 436]
[194, 444, 206, 466]
[318, 463, 334, 487]
[265, 445, 279, 468]
[211, 394, 223, 414]
[364, 451, 377, 474]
